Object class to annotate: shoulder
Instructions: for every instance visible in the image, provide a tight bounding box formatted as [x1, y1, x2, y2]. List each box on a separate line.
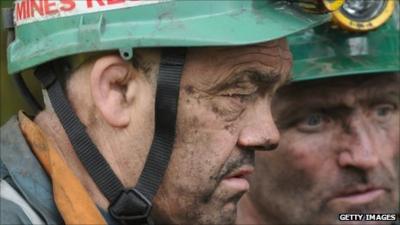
[0, 115, 63, 225]
[1, 198, 33, 225]
[1, 179, 45, 225]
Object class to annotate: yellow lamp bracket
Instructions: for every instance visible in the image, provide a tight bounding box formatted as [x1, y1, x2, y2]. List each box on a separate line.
[295, 0, 345, 14]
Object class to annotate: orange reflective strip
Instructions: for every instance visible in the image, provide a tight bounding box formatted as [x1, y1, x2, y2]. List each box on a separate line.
[18, 111, 107, 225]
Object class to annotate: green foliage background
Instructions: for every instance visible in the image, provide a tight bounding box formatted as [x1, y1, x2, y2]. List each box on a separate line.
[1, 0, 42, 125]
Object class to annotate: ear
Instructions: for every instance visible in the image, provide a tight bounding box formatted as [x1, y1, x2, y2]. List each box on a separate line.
[90, 55, 137, 127]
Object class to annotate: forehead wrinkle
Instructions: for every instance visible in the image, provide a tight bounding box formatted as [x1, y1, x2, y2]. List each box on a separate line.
[219, 57, 288, 71]
[223, 60, 288, 80]
[198, 61, 283, 94]
[218, 53, 284, 69]
[222, 52, 289, 64]
[217, 46, 291, 61]
[187, 42, 292, 93]
[216, 46, 292, 71]
[215, 47, 292, 80]
[209, 66, 284, 95]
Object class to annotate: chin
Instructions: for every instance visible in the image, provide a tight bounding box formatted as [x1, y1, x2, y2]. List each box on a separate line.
[217, 202, 238, 225]
[195, 204, 237, 225]
[198, 215, 236, 225]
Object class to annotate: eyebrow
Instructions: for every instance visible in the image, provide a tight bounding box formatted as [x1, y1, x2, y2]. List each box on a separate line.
[274, 101, 356, 129]
[276, 89, 399, 120]
[209, 70, 284, 93]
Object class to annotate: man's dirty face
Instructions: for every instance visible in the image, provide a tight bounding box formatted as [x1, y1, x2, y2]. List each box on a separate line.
[153, 39, 292, 224]
[250, 74, 400, 225]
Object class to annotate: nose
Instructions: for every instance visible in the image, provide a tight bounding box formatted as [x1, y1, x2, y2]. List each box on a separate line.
[237, 102, 280, 151]
[337, 115, 379, 170]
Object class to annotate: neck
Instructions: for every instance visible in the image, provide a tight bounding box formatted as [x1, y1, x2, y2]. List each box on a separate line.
[34, 110, 109, 209]
[236, 193, 268, 225]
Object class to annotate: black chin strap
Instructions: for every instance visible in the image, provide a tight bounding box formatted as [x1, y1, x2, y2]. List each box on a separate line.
[35, 49, 186, 225]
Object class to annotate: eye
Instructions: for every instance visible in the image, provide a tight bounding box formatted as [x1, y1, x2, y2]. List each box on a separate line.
[296, 113, 329, 133]
[220, 88, 258, 105]
[302, 113, 323, 127]
[221, 92, 249, 99]
[372, 103, 396, 121]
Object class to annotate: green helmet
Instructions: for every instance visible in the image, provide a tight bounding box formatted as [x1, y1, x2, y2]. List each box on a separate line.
[288, 1, 399, 81]
[7, 0, 330, 75]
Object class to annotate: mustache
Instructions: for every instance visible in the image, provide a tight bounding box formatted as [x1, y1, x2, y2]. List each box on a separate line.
[210, 150, 255, 183]
[338, 167, 395, 188]
[322, 166, 397, 203]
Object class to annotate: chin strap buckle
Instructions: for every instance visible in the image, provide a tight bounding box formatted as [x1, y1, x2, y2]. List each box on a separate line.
[109, 188, 154, 225]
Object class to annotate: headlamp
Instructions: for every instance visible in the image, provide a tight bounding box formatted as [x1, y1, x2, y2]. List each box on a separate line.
[332, 0, 395, 32]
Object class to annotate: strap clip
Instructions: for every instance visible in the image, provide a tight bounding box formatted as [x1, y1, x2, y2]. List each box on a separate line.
[34, 64, 57, 89]
[109, 188, 153, 225]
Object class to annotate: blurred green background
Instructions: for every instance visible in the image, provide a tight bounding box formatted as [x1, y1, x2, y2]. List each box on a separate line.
[1, 0, 42, 125]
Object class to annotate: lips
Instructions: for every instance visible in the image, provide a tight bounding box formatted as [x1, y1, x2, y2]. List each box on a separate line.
[338, 186, 381, 197]
[225, 166, 254, 179]
[330, 185, 387, 205]
[222, 165, 254, 192]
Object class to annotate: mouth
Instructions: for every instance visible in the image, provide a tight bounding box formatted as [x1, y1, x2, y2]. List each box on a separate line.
[221, 165, 254, 192]
[330, 186, 387, 205]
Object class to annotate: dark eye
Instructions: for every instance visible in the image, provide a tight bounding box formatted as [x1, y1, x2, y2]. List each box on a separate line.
[296, 113, 328, 133]
[305, 114, 322, 126]
[372, 104, 395, 121]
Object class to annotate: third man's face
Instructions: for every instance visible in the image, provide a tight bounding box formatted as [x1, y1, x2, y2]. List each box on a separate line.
[249, 74, 400, 225]
[153, 39, 292, 224]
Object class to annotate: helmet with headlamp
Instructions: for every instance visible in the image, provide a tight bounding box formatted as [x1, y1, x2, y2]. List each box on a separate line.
[332, 0, 395, 32]
[289, 0, 399, 82]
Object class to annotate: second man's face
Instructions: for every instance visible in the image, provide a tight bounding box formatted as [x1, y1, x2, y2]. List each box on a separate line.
[249, 74, 400, 225]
